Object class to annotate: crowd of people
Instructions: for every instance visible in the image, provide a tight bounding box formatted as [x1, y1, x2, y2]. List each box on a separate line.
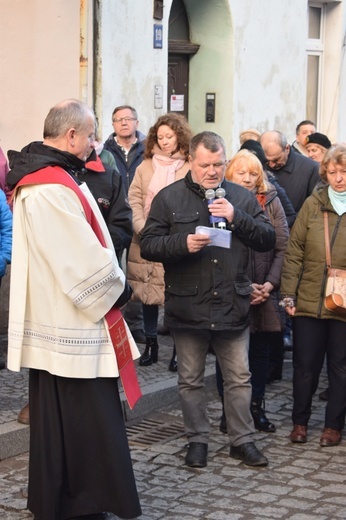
[1, 101, 345, 520]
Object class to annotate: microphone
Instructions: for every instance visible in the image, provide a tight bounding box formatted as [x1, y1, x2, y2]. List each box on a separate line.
[205, 187, 227, 229]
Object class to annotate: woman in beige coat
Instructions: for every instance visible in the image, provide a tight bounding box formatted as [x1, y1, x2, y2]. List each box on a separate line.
[128, 113, 192, 367]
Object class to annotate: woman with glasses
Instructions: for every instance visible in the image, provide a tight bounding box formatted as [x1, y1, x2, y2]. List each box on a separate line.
[127, 113, 192, 369]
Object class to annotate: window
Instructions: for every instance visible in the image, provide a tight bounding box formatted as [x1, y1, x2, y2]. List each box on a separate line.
[306, 4, 325, 125]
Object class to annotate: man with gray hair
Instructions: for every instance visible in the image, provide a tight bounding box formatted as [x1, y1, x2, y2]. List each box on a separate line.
[104, 104, 147, 344]
[260, 130, 320, 213]
[104, 104, 145, 194]
[141, 131, 275, 468]
[7, 99, 141, 520]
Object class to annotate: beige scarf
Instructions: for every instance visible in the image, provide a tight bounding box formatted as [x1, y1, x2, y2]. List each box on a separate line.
[144, 145, 186, 218]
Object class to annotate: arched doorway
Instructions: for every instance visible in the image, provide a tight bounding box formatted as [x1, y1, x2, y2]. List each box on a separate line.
[168, 0, 199, 119]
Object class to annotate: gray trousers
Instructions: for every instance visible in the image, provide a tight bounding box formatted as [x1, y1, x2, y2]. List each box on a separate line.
[171, 327, 255, 447]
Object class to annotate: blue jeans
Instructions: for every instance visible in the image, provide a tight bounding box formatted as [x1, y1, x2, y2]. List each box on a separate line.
[123, 299, 144, 332]
[171, 327, 255, 447]
[249, 331, 283, 399]
[142, 304, 159, 338]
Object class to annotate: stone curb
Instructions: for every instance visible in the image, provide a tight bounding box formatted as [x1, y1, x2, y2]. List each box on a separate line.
[0, 357, 216, 461]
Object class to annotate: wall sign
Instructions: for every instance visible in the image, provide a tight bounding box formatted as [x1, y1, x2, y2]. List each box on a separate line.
[154, 85, 163, 109]
[153, 24, 163, 49]
[170, 94, 184, 112]
[153, 0, 163, 20]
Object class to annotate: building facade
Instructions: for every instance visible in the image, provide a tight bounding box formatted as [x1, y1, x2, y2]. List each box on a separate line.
[1, 0, 345, 158]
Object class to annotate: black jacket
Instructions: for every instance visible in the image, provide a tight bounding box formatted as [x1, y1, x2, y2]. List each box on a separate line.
[140, 172, 276, 330]
[103, 131, 145, 194]
[7, 142, 133, 305]
[266, 148, 320, 213]
[267, 172, 296, 228]
[82, 151, 133, 260]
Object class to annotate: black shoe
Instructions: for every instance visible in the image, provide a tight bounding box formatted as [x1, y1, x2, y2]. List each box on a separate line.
[319, 388, 329, 401]
[168, 358, 177, 372]
[250, 398, 276, 433]
[0, 358, 5, 370]
[139, 337, 159, 366]
[139, 345, 152, 366]
[230, 442, 268, 466]
[149, 337, 159, 363]
[131, 329, 146, 344]
[168, 345, 177, 372]
[185, 442, 208, 467]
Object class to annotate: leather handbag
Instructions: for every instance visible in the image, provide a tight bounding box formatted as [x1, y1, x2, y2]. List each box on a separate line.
[323, 212, 346, 316]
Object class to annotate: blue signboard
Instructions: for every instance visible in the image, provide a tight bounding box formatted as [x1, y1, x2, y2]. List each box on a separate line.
[154, 24, 163, 49]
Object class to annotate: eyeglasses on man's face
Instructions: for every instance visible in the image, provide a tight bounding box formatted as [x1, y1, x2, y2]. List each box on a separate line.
[112, 116, 137, 124]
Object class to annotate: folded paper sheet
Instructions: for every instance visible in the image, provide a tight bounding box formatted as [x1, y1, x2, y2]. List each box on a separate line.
[196, 226, 232, 249]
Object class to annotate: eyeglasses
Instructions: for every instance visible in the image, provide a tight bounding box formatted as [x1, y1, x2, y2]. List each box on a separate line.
[112, 116, 137, 124]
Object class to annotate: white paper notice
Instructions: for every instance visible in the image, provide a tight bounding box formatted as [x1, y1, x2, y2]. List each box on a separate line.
[170, 94, 184, 111]
[196, 226, 232, 249]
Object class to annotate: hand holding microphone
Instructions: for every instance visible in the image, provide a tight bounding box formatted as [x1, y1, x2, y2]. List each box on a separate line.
[205, 187, 234, 228]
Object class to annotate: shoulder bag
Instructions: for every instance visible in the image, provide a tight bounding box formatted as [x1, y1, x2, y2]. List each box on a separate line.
[324, 211, 346, 316]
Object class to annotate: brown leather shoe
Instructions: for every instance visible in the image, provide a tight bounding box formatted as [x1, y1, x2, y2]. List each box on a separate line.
[320, 428, 341, 447]
[17, 403, 30, 425]
[289, 424, 307, 443]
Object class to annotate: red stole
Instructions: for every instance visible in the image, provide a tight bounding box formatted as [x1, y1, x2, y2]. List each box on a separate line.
[17, 165, 142, 409]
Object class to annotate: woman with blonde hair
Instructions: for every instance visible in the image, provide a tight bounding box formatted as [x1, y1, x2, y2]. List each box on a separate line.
[127, 113, 192, 368]
[218, 149, 289, 432]
[305, 132, 332, 164]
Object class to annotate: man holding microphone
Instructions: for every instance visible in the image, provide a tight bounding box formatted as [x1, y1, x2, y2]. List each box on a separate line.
[140, 131, 275, 468]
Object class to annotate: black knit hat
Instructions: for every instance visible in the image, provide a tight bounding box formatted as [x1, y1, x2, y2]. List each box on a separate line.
[240, 139, 267, 166]
[305, 132, 331, 149]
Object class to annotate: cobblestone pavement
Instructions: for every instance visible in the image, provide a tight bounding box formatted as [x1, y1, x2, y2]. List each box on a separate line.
[1, 353, 346, 520]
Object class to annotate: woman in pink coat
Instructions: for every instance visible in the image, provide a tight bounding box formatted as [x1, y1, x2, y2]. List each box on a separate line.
[128, 113, 192, 368]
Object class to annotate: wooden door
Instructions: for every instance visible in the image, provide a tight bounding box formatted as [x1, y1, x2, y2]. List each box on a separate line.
[167, 53, 189, 119]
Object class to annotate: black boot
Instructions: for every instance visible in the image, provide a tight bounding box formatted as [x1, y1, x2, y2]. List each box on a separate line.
[150, 337, 159, 363]
[139, 337, 159, 366]
[250, 398, 276, 433]
[168, 345, 177, 372]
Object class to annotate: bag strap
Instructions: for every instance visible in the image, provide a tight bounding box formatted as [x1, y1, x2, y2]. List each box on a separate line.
[324, 211, 332, 267]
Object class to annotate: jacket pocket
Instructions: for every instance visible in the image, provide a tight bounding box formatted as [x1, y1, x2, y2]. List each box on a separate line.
[173, 212, 200, 224]
[172, 212, 201, 235]
[234, 280, 253, 296]
[166, 284, 198, 296]
[165, 284, 198, 324]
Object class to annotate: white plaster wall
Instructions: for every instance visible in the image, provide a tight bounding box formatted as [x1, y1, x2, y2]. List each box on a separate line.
[323, 2, 343, 143]
[185, 0, 234, 151]
[340, 31, 346, 142]
[333, 2, 346, 142]
[229, 0, 308, 154]
[0, 0, 80, 156]
[100, 0, 169, 141]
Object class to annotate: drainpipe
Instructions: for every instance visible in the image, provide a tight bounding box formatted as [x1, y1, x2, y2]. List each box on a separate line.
[93, 0, 103, 134]
[80, 0, 88, 103]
